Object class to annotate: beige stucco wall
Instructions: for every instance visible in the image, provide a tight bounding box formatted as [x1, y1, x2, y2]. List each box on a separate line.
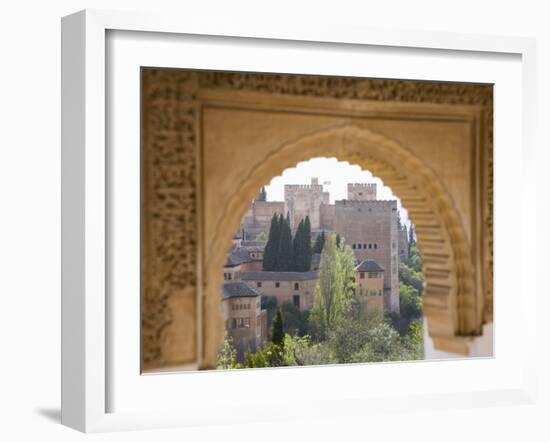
[243, 278, 317, 310]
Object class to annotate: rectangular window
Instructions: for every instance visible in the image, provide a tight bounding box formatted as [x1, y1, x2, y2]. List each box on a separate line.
[257, 281, 262, 288]
[294, 282, 299, 290]
[275, 282, 280, 288]
[363, 243, 367, 249]
[293, 295, 300, 308]
[228, 273, 232, 280]
[237, 318, 250, 328]
[352, 244, 356, 249]
[374, 244, 377, 249]
[360, 272, 365, 279]
[368, 243, 372, 249]
[368, 272, 377, 278]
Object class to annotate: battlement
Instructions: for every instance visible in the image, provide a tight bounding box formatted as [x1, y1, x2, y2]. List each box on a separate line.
[348, 183, 377, 189]
[336, 199, 397, 207]
[347, 182, 377, 201]
[285, 184, 324, 190]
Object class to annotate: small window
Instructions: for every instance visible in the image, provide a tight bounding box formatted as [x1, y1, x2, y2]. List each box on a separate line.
[236, 318, 250, 328]
[374, 244, 377, 249]
[228, 273, 232, 280]
[293, 295, 300, 308]
[368, 244, 372, 249]
[352, 244, 356, 249]
[294, 282, 299, 290]
[275, 282, 280, 288]
[360, 272, 365, 279]
[363, 243, 367, 249]
[368, 272, 377, 278]
[357, 244, 362, 249]
[257, 281, 262, 288]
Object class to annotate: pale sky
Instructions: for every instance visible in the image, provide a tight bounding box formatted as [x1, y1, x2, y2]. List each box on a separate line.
[264, 157, 411, 228]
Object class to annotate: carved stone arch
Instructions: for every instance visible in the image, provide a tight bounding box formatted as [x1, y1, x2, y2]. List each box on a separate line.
[206, 124, 479, 362]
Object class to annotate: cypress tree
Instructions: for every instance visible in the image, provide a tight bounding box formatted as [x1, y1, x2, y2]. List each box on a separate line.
[278, 214, 293, 271]
[313, 230, 325, 254]
[271, 308, 284, 347]
[263, 214, 280, 271]
[336, 233, 341, 248]
[292, 219, 305, 271]
[303, 216, 312, 271]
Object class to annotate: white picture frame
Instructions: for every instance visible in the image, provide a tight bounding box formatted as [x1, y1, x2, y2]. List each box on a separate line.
[61, 9, 537, 433]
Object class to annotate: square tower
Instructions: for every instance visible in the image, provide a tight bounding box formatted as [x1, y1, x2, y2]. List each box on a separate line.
[348, 183, 377, 201]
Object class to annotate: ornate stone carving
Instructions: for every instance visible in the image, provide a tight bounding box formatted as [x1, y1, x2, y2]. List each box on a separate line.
[141, 69, 200, 370]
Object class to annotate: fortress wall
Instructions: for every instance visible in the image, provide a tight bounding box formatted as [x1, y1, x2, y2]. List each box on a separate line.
[320, 203, 336, 230]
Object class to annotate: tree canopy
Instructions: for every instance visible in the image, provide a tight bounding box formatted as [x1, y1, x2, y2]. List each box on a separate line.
[310, 233, 355, 339]
[263, 213, 312, 272]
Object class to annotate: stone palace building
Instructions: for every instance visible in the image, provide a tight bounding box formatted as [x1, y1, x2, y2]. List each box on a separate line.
[221, 178, 409, 357]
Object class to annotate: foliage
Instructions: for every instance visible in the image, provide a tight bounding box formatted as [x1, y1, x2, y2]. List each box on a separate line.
[277, 214, 294, 271]
[313, 231, 325, 254]
[262, 214, 281, 271]
[263, 213, 313, 272]
[292, 216, 313, 272]
[399, 262, 424, 293]
[399, 282, 422, 320]
[271, 308, 284, 347]
[282, 334, 336, 366]
[242, 342, 283, 368]
[261, 295, 278, 333]
[255, 231, 267, 242]
[217, 332, 240, 369]
[310, 233, 355, 339]
[280, 300, 310, 337]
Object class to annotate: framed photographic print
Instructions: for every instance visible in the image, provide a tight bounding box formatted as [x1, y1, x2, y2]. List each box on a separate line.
[61, 9, 537, 433]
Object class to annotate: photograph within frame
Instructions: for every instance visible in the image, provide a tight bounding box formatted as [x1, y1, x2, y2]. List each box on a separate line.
[140, 68, 493, 373]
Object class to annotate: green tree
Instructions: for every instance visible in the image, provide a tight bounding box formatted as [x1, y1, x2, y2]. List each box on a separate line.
[217, 332, 239, 369]
[255, 231, 267, 242]
[292, 216, 313, 271]
[336, 233, 341, 248]
[263, 214, 281, 271]
[313, 231, 325, 254]
[261, 295, 278, 331]
[277, 214, 293, 271]
[271, 308, 284, 347]
[310, 233, 355, 339]
[303, 216, 312, 269]
[399, 262, 424, 293]
[281, 300, 310, 336]
[399, 282, 422, 320]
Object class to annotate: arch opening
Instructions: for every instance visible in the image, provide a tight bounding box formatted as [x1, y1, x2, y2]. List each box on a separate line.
[209, 125, 478, 368]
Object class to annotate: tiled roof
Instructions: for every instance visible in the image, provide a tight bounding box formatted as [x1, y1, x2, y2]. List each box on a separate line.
[225, 247, 253, 267]
[222, 282, 261, 299]
[355, 259, 384, 273]
[241, 271, 319, 281]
